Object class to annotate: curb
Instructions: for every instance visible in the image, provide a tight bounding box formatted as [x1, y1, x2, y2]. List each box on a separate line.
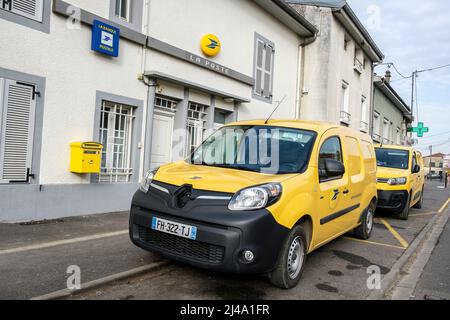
[366, 200, 450, 300]
[31, 261, 170, 300]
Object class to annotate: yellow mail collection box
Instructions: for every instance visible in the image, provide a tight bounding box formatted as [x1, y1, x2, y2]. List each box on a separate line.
[70, 142, 103, 174]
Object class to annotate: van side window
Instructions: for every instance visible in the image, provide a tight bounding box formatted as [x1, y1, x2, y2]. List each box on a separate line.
[412, 153, 417, 172]
[319, 137, 343, 172]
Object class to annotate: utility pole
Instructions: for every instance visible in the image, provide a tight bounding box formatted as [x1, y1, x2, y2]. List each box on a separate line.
[429, 145, 433, 178]
[410, 71, 416, 121]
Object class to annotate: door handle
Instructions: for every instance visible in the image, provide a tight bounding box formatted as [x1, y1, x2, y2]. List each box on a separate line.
[343, 189, 350, 194]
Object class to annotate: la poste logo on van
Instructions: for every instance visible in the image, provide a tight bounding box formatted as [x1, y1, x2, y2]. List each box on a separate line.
[200, 34, 221, 57]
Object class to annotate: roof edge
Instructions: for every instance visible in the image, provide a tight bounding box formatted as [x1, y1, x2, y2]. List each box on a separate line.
[375, 79, 412, 118]
[337, 4, 384, 61]
[253, 0, 318, 38]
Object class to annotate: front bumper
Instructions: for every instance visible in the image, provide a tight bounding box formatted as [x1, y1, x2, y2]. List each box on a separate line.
[129, 181, 290, 275]
[376, 190, 409, 211]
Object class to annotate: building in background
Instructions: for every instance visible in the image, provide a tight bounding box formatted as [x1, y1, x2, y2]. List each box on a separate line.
[0, 0, 317, 222]
[287, 0, 384, 134]
[424, 153, 445, 177]
[372, 71, 412, 146]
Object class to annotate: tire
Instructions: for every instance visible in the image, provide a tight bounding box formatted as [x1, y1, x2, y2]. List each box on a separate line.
[412, 188, 424, 209]
[397, 192, 411, 220]
[269, 226, 308, 289]
[353, 203, 375, 240]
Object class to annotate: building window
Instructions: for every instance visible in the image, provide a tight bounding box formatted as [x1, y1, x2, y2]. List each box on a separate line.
[396, 127, 401, 145]
[340, 81, 350, 125]
[373, 112, 381, 142]
[98, 101, 135, 183]
[382, 118, 390, 144]
[344, 34, 350, 51]
[154, 95, 178, 112]
[0, 0, 43, 22]
[253, 33, 275, 103]
[109, 0, 143, 32]
[187, 102, 207, 156]
[0, 78, 37, 184]
[354, 48, 364, 74]
[0, 0, 49, 33]
[115, 0, 130, 21]
[360, 96, 368, 132]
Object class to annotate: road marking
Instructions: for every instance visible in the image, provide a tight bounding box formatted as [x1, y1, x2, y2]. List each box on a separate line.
[378, 218, 409, 249]
[409, 212, 436, 217]
[438, 197, 450, 213]
[0, 230, 128, 256]
[342, 237, 406, 250]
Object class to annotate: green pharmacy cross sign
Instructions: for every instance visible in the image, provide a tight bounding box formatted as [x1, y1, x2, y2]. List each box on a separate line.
[408, 122, 429, 137]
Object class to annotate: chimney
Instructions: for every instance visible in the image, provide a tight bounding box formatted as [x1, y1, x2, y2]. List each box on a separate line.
[385, 69, 392, 83]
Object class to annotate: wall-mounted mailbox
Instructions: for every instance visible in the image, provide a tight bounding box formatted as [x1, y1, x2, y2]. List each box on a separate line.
[70, 142, 103, 174]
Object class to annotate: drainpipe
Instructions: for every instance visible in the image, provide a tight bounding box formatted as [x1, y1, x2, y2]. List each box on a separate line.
[369, 63, 376, 137]
[142, 76, 157, 175]
[296, 33, 317, 119]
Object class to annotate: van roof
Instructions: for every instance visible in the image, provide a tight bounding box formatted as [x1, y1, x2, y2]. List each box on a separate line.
[374, 144, 418, 152]
[224, 119, 370, 137]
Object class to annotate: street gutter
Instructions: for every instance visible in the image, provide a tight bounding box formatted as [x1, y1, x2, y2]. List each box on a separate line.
[31, 261, 170, 300]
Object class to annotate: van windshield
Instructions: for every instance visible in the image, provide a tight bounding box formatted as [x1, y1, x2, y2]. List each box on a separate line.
[190, 126, 317, 174]
[375, 148, 410, 170]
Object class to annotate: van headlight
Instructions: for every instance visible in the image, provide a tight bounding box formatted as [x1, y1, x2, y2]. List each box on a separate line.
[387, 177, 407, 186]
[140, 168, 159, 193]
[228, 183, 282, 211]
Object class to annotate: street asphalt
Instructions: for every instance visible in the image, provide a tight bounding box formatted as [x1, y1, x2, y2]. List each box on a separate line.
[0, 181, 448, 300]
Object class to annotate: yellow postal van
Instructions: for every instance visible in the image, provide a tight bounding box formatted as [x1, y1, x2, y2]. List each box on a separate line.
[375, 145, 425, 220]
[130, 120, 377, 288]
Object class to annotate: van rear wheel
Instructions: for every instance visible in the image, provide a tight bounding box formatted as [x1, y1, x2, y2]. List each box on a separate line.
[353, 204, 375, 240]
[269, 226, 307, 289]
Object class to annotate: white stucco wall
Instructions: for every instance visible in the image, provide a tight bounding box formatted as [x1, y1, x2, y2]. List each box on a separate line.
[0, 4, 146, 185]
[298, 6, 374, 132]
[1, 0, 307, 186]
[146, 0, 304, 121]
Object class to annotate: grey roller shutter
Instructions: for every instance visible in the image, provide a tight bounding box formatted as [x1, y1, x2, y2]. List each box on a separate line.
[0, 79, 36, 183]
[1, 0, 44, 22]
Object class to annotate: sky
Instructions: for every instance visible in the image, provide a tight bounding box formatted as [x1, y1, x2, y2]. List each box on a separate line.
[348, 0, 450, 155]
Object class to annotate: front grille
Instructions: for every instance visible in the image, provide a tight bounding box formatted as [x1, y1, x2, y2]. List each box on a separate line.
[377, 178, 389, 183]
[137, 225, 225, 264]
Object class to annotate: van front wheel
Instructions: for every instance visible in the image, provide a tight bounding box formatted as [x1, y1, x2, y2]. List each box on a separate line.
[269, 226, 307, 289]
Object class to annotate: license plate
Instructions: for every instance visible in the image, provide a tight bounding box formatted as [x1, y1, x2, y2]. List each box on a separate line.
[151, 217, 197, 240]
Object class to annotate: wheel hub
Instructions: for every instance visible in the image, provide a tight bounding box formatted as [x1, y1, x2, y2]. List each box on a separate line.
[287, 237, 304, 280]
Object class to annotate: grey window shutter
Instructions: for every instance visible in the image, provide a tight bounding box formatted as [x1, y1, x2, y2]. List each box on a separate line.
[264, 44, 274, 99]
[0, 79, 36, 183]
[254, 39, 265, 96]
[10, 0, 44, 22]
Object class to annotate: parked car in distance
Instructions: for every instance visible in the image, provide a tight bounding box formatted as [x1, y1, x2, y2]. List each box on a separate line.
[129, 120, 378, 289]
[426, 173, 441, 180]
[375, 145, 425, 220]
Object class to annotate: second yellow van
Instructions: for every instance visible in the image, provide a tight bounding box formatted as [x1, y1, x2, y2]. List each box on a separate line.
[129, 120, 378, 289]
[375, 145, 425, 220]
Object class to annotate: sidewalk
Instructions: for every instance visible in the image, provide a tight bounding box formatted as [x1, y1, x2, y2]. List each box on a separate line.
[413, 218, 450, 300]
[0, 212, 161, 300]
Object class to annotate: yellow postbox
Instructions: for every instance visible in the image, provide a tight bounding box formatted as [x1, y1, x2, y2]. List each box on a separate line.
[70, 142, 103, 174]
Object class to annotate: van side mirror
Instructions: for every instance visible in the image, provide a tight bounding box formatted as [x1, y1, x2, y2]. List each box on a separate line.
[413, 165, 421, 173]
[322, 159, 345, 179]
